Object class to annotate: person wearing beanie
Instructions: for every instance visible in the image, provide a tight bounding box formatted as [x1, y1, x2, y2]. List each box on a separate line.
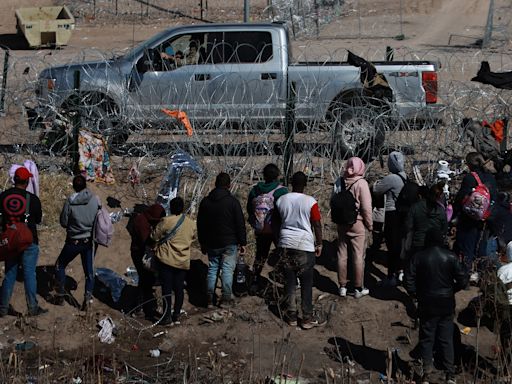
[128, 203, 166, 321]
[54, 175, 100, 311]
[197, 172, 247, 308]
[0, 167, 46, 317]
[372, 151, 407, 286]
[334, 157, 373, 298]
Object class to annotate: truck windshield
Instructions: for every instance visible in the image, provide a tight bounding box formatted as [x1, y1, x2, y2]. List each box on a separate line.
[123, 29, 172, 62]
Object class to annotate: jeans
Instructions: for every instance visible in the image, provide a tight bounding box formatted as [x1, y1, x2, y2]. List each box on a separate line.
[0, 243, 39, 313]
[131, 247, 156, 316]
[419, 314, 455, 375]
[158, 260, 187, 321]
[282, 248, 315, 321]
[207, 245, 238, 299]
[55, 239, 94, 300]
[454, 219, 488, 272]
[253, 234, 275, 280]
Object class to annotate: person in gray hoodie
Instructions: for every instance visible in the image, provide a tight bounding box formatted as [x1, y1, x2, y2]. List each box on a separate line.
[54, 175, 100, 310]
[373, 151, 407, 286]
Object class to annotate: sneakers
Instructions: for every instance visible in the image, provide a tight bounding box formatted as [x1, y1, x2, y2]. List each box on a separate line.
[398, 271, 404, 282]
[286, 316, 298, 327]
[339, 286, 347, 297]
[159, 316, 173, 326]
[469, 272, 479, 284]
[354, 287, 370, 299]
[446, 374, 456, 384]
[28, 306, 48, 317]
[301, 315, 327, 330]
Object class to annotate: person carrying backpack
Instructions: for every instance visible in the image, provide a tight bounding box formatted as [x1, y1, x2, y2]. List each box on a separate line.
[373, 151, 408, 286]
[246, 164, 288, 294]
[0, 167, 46, 317]
[333, 157, 373, 298]
[453, 152, 498, 283]
[54, 175, 100, 311]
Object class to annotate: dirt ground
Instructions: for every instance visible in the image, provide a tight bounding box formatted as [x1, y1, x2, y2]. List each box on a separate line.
[0, 0, 510, 382]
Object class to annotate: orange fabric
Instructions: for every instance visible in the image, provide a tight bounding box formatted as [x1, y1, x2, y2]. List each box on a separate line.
[482, 119, 505, 143]
[161, 109, 193, 136]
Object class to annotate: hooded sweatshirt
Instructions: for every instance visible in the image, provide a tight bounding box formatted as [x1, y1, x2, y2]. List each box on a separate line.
[130, 204, 166, 252]
[373, 151, 407, 212]
[60, 189, 99, 240]
[197, 187, 247, 250]
[333, 157, 373, 230]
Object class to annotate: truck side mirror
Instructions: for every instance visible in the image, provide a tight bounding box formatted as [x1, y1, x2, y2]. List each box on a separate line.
[136, 48, 162, 73]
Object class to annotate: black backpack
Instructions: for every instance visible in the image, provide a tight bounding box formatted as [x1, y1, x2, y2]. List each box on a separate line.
[330, 178, 361, 226]
[395, 175, 420, 218]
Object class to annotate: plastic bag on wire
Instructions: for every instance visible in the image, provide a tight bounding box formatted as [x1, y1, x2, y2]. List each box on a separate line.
[156, 151, 203, 214]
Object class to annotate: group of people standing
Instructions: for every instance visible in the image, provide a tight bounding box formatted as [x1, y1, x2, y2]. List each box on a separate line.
[1, 152, 510, 383]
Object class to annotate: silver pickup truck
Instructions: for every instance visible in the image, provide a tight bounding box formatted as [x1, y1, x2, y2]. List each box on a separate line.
[35, 22, 441, 154]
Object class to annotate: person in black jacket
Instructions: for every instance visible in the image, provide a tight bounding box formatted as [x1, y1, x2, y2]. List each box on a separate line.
[404, 228, 468, 384]
[453, 152, 498, 283]
[0, 167, 47, 317]
[197, 172, 247, 307]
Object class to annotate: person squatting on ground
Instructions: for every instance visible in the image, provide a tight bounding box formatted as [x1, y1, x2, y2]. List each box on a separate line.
[453, 152, 498, 282]
[54, 175, 100, 311]
[246, 163, 288, 293]
[152, 197, 195, 325]
[128, 203, 165, 321]
[276, 171, 325, 330]
[373, 151, 407, 286]
[405, 182, 448, 258]
[197, 172, 247, 307]
[0, 167, 46, 317]
[334, 157, 373, 298]
[404, 228, 468, 384]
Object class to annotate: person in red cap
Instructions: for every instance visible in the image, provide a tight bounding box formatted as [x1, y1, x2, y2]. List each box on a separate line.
[0, 167, 46, 317]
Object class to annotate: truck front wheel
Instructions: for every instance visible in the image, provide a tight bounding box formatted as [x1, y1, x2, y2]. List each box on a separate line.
[330, 105, 386, 160]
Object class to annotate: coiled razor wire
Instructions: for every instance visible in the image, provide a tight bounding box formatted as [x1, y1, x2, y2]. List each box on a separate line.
[1, 42, 512, 202]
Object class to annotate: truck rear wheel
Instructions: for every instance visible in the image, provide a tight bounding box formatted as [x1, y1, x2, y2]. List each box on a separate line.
[330, 105, 386, 160]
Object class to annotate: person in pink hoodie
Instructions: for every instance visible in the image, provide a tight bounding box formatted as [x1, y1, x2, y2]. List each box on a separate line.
[334, 157, 373, 298]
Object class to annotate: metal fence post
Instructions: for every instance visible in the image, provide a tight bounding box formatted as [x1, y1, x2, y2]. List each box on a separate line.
[482, 0, 494, 48]
[0, 48, 9, 116]
[72, 70, 81, 173]
[284, 81, 296, 185]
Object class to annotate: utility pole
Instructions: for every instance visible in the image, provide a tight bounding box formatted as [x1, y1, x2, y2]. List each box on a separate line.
[482, 0, 494, 48]
[244, 0, 250, 22]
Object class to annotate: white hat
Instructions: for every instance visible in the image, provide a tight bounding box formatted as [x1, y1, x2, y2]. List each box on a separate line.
[437, 160, 455, 180]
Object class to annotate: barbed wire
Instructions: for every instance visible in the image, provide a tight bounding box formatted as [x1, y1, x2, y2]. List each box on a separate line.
[0, 41, 511, 210]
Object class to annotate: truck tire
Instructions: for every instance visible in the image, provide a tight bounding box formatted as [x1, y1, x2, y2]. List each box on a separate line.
[330, 105, 386, 160]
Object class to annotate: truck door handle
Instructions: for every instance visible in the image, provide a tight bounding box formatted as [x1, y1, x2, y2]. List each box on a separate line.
[261, 73, 277, 80]
[194, 74, 210, 81]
